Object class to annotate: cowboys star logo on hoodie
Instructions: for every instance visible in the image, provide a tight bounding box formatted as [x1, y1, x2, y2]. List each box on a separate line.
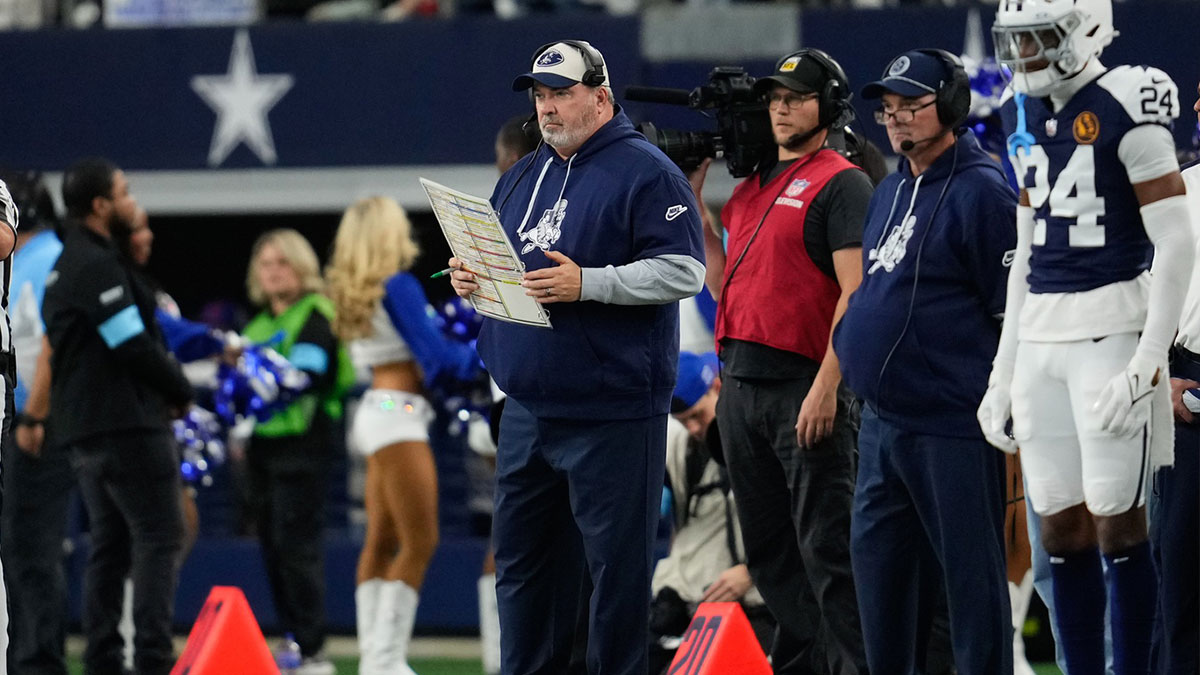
[868, 213, 916, 274]
[519, 198, 568, 254]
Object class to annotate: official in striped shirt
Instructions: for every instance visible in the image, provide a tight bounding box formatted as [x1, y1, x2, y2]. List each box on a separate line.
[0, 172, 22, 675]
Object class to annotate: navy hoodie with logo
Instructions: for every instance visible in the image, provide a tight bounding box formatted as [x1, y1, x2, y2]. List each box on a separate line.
[834, 130, 1017, 438]
[477, 108, 704, 420]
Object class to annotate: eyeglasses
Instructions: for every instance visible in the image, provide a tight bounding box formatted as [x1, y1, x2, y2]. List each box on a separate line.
[873, 99, 936, 124]
[767, 91, 819, 110]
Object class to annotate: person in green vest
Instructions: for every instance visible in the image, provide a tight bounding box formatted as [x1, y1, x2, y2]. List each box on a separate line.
[242, 228, 353, 675]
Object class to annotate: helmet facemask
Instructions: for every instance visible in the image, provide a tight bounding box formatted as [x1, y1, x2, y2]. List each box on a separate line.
[993, 0, 1115, 97]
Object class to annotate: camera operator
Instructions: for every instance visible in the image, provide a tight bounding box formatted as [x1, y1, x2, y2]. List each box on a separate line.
[688, 49, 872, 673]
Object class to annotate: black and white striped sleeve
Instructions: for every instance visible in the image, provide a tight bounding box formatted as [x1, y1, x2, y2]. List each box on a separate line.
[0, 179, 18, 239]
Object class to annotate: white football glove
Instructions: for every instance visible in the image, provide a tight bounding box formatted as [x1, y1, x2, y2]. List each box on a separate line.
[1094, 353, 1162, 438]
[978, 367, 1017, 454]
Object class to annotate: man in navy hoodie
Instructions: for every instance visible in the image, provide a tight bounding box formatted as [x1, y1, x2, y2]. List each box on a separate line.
[832, 49, 1017, 675]
[448, 40, 704, 675]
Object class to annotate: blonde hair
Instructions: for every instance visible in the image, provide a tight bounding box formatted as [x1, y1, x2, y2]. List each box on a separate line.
[246, 229, 325, 308]
[325, 196, 421, 341]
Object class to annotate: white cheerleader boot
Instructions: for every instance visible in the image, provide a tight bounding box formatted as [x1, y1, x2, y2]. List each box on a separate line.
[375, 580, 420, 675]
[356, 579, 384, 675]
[478, 574, 501, 675]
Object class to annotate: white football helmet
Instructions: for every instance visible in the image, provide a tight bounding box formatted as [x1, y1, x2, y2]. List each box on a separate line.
[992, 0, 1116, 97]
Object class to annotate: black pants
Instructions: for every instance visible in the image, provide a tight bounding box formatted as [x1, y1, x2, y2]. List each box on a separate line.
[716, 374, 867, 675]
[246, 448, 328, 657]
[2, 436, 74, 675]
[71, 431, 183, 675]
[1150, 349, 1200, 674]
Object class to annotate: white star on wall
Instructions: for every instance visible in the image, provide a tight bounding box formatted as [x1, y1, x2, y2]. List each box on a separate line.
[191, 30, 294, 167]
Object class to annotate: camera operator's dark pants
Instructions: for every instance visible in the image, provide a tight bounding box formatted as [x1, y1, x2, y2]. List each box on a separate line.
[2, 434, 75, 675]
[493, 399, 666, 675]
[71, 430, 183, 675]
[716, 374, 867, 675]
[1149, 349, 1200, 675]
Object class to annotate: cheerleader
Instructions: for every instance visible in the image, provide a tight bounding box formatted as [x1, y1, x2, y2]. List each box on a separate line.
[326, 197, 478, 674]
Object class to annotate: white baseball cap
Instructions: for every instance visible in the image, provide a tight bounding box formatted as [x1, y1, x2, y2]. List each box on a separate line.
[512, 41, 609, 92]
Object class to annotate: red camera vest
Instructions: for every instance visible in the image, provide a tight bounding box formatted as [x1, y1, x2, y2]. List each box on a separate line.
[716, 148, 855, 364]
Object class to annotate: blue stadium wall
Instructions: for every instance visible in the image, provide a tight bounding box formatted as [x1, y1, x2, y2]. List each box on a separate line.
[3, 1, 1195, 215]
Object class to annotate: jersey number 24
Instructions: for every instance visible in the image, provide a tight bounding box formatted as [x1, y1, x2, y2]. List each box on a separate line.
[1020, 145, 1107, 248]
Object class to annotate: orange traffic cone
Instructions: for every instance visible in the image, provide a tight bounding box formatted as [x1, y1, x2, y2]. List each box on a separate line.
[666, 602, 772, 674]
[171, 586, 278, 675]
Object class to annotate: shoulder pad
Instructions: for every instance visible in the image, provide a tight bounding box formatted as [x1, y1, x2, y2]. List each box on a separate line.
[998, 85, 1015, 108]
[1097, 65, 1180, 126]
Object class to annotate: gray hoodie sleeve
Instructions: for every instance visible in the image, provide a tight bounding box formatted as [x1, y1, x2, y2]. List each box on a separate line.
[578, 254, 705, 305]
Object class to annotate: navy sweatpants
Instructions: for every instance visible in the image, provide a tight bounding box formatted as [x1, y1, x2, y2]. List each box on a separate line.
[1150, 350, 1200, 675]
[850, 406, 1012, 675]
[493, 398, 666, 675]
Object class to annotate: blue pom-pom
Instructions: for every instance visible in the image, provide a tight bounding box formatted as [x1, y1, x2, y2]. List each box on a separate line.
[213, 343, 312, 426]
[173, 406, 227, 487]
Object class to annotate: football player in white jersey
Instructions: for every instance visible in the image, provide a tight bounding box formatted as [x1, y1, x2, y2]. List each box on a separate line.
[979, 0, 1195, 673]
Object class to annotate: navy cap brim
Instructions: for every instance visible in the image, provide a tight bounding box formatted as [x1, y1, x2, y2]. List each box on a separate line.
[860, 77, 935, 99]
[512, 72, 579, 92]
[752, 75, 817, 95]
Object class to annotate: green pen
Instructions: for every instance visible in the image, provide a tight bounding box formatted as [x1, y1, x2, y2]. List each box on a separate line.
[431, 265, 486, 280]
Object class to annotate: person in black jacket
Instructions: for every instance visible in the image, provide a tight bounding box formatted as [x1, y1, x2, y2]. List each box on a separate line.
[42, 157, 193, 675]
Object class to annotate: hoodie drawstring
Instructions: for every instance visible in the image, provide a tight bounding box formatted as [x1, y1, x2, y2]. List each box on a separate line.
[555, 154, 575, 209]
[517, 157, 556, 237]
[517, 154, 576, 238]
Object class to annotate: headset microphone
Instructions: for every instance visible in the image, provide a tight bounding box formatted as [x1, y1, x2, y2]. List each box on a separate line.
[899, 126, 949, 153]
[899, 135, 936, 153]
[521, 112, 538, 137]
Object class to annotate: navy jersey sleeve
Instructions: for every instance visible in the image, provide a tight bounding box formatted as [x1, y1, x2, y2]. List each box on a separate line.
[290, 310, 339, 392]
[78, 257, 192, 405]
[956, 174, 1018, 316]
[629, 170, 705, 264]
[382, 272, 480, 388]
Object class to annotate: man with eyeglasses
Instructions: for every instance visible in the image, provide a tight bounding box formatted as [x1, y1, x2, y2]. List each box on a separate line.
[832, 49, 1018, 674]
[687, 48, 872, 673]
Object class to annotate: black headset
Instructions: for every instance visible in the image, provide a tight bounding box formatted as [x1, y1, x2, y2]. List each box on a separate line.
[773, 48, 855, 129]
[912, 48, 971, 128]
[529, 40, 607, 88]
